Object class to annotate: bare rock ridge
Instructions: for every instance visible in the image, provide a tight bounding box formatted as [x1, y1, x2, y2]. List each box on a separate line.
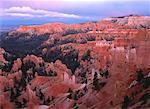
[0, 15, 150, 109]
[17, 15, 150, 34]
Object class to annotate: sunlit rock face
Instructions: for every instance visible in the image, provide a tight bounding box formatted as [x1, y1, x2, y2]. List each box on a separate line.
[0, 48, 8, 65]
[12, 58, 22, 72]
[0, 15, 150, 109]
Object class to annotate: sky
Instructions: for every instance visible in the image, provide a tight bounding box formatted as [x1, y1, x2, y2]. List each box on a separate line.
[0, 0, 150, 27]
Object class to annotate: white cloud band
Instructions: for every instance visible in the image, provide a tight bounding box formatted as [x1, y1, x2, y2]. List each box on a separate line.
[1, 6, 91, 19]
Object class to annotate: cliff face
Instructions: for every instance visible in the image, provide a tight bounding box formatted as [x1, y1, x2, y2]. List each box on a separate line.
[0, 15, 150, 109]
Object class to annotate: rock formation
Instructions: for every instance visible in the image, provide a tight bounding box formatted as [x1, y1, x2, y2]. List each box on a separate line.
[0, 15, 150, 109]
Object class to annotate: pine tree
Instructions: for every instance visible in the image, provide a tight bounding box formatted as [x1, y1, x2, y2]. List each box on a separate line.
[22, 98, 27, 107]
[137, 70, 144, 83]
[10, 87, 16, 102]
[122, 96, 131, 109]
[104, 69, 109, 79]
[93, 72, 99, 90]
[39, 89, 44, 100]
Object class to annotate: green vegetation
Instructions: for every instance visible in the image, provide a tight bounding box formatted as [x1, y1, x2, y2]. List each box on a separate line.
[122, 96, 131, 109]
[93, 72, 99, 90]
[140, 93, 150, 105]
[73, 103, 79, 109]
[136, 69, 144, 83]
[82, 49, 91, 61]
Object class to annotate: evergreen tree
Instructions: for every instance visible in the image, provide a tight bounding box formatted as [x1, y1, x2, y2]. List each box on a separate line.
[39, 89, 44, 100]
[122, 96, 131, 109]
[10, 87, 16, 102]
[73, 103, 79, 109]
[104, 69, 109, 79]
[93, 72, 99, 90]
[46, 96, 51, 104]
[68, 88, 73, 93]
[82, 49, 91, 61]
[137, 70, 144, 83]
[22, 98, 27, 107]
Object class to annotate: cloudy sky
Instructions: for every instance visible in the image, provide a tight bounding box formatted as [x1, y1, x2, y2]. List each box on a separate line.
[0, 0, 149, 26]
